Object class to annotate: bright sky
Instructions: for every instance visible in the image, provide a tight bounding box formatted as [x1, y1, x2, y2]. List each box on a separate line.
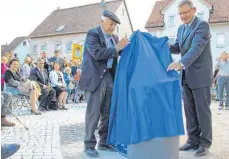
[0, 0, 156, 45]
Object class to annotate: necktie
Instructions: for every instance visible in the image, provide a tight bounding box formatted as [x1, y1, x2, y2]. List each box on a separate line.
[40, 69, 45, 84]
[183, 25, 189, 39]
[107, 37, 115, 69]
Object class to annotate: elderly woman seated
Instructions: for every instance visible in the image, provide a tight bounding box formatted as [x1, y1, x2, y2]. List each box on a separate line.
[4, 59, 42, 115]
[49, 62, 68, 110]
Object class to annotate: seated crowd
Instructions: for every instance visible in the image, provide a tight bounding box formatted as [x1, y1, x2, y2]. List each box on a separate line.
[1, 50, 83, 121]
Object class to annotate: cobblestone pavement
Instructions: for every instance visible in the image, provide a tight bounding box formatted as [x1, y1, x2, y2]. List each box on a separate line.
[1, 101, 229, 159]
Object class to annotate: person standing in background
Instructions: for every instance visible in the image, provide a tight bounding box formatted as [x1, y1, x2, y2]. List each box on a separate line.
[1, 56, 8, 91]
[215, 52, 229, 110]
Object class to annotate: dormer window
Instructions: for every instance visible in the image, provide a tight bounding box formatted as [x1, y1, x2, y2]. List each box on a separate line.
[56, 25, 65, 32]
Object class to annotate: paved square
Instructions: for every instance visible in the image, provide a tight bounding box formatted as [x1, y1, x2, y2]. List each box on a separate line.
[1, 101, 229, 159]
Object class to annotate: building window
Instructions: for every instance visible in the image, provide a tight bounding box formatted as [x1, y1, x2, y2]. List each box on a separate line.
[122, 9, 125, 16]
[197, 12, 204, 19]
[116, 26, 119, 33]
[169, 15, 175, 26]
[66, 41, 72, 53]
[216, 33, 226, 48]
[23, 41, 26, 46]
[33, 45, 37, 54]
[168, 37, 176, 45]
[56, 25, 65, 32]
[40, 44, 47, 51]
[55, 43, 62, 51]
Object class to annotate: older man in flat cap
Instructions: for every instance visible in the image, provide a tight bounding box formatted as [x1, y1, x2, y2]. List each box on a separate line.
[79, 10, 129, 157]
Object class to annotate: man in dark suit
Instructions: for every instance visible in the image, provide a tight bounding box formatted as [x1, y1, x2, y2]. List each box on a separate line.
[41, 50, 50, 72]
[30, 58, 56, 111]
[168, 0, 213, 156]
[79, 10, 129, 157]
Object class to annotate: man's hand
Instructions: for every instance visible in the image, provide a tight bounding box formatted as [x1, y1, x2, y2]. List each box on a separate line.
[167, 62, 184, 71]
[43, 85, 51, 90]
[47, 85, 51, 90]
[116, 38, 129, 52]
[168, 42, 171, 48]
[62, 83, 66, 88]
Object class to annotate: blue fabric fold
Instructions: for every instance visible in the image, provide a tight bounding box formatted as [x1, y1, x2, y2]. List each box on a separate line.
[107, 30, 184, 146]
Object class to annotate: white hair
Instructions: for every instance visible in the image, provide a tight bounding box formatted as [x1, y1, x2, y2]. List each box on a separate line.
[101, 16, 108, 21]
[64, 67, 72, 73]
[41, 50, 47, 54]
[178, 0, 195, 8]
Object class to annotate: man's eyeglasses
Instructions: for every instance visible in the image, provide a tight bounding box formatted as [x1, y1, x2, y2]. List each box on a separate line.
[178, 8, 192, 16]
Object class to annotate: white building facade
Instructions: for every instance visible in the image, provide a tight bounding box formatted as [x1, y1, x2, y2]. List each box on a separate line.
[29, 0, 133, 60]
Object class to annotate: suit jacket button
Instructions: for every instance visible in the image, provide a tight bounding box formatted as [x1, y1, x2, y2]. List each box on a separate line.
[100, 76, 103, 78]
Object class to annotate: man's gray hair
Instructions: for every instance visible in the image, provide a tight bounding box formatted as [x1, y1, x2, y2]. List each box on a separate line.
[101, 16, 107, 21]
[41, 50, 47, 54]
[178, 0, 195, 8]
[37, 58, 44, 63]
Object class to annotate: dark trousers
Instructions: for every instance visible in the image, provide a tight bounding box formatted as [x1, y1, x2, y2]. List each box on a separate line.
[182, 84, 212, 148]
[84, 73, 113, 148]
[39, 88, 56, 108]
[1, 92, 12, 118]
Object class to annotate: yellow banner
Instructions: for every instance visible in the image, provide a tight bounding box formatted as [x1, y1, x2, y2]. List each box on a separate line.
[72, 43, 83, 62]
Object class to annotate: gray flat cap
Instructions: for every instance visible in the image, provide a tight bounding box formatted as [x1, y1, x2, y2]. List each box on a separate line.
[103, 10, 121, 24]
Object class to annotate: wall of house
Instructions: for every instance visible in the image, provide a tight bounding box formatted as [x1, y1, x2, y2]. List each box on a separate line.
[30, 33, 86, 60]
[210, 23, 229, 67]
[148, 0, 229, 66]
[30, 3, 133, 62]
[115, 2, 133, 38]
[13, 39, 31, 64]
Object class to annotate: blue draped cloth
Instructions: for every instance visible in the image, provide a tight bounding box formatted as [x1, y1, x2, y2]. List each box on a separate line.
[107, 31, 184, 147]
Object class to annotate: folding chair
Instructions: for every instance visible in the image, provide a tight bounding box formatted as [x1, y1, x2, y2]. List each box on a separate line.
[11, 93, 32, 115]
[5, 86, 32, 116]
[1, 91, 29, 130]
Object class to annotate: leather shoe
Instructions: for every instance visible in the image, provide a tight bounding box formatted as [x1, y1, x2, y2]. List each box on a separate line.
[1, 118, 15, 127]
[195, 146, 208, 156]
[85, 147, 99, 158]
[31, 110, 42, 115]
[38, 106, 46, 111]
[1, 143, 20, 159]
[98, 144, 116, 152]
[179, 143, 199, 151]
[44, 107, 51, 111]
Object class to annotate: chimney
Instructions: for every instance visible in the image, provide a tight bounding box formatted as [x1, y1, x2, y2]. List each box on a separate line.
[101, 0, 105, 6]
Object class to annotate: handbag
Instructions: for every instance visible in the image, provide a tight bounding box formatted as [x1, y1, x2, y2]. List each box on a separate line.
[18, 79, 33, 94]
[49, 101, 58, 110]
[18, 79, 41, 95]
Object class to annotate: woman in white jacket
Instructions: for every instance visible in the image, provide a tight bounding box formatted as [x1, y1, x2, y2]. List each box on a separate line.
[49, 62, 68, 110]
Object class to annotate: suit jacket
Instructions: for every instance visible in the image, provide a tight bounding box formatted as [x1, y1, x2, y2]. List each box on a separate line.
[170, 17, 213, 89]
[30, 67, 50, 88]
[79, 26, 119, 92]
[4, 69, 21, 87]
